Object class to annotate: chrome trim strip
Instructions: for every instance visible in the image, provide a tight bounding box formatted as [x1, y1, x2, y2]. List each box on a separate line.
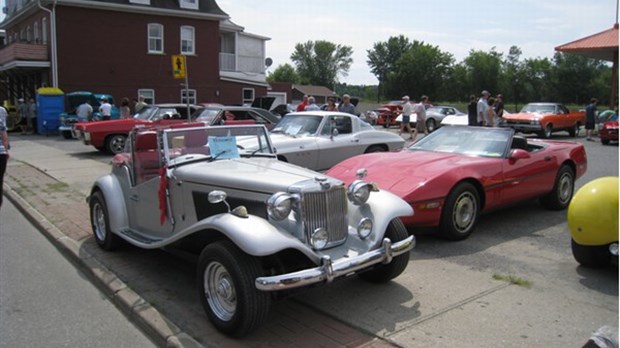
[255, 235, 415, 291]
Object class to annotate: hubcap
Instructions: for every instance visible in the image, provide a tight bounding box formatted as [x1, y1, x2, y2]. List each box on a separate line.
[557, 173, 573, 204]
[111, 136, 126, 154]
[92, 202, 106, 242]
[204, 261, 236, 321]
[453, 192, 477, 233]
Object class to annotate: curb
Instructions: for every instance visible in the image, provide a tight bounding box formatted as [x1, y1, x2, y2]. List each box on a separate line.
[3, 183, 205, 348]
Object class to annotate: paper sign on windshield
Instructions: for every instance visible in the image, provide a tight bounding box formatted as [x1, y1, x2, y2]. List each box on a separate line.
[208, 136, 240, 159]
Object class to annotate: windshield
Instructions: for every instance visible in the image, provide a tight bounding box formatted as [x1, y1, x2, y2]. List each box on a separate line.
[520, 104, 555, 114]
[407, 126, 511, 158]
[163, 125, 275, 165]
[194, 108, 221, 124]
[135, 106, 155, 120]
[272, 114, 323, 136]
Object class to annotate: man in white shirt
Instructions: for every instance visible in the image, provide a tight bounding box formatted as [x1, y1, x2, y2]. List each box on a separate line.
[412, 96, 429, 140]
[99, 98, 112, 120]
[399, 95, 414, 139]
[477, 90, 490, 126]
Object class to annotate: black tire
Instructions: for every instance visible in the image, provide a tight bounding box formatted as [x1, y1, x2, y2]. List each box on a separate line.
[426, 118, 437, 133]
[541, 124, 553, 138]
[358, 219, 410, 283]
[62, 130, 73, 139]
[365, 145, 387, 153]
[568, 123, 579, 137]
[105, 134, 127, 155]
[601, 137, 610, 145]
[540, 165, 574, 210]
[571, 239, 610, 268]
[90, 191, 121, 250]
[197, 240, 271, 337]
[439, 182, 480, 241]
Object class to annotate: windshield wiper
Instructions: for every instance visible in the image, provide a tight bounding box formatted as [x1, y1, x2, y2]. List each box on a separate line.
[208, 150, 228, 162]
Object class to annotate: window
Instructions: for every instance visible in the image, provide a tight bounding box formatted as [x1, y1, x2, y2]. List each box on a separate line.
[34, 22, 39, 44]
[242, 88, 255, 105]
[129, 0, 150, 4]
[147, 23, 163, 54]
[42, 18, 47, 44]
[179, 0, 198, 10]
[181, 89, 196, 104]
[138, 89, 155, 104]
[180, 26, 195, 55]
[26, 26, 31, 43]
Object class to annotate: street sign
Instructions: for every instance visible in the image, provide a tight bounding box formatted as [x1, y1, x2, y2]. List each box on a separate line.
[172, 54, 186, 79]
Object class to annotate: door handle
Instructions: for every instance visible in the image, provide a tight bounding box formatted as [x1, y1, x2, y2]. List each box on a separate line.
[130, 194, 139, 201]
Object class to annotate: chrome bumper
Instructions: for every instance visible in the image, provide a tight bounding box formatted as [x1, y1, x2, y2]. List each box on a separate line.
[504, 124, 542, 132]
[255, 235, 415, 291]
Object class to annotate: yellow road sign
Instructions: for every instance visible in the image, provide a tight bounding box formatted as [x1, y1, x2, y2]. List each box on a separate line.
[172, 54, 186, 79]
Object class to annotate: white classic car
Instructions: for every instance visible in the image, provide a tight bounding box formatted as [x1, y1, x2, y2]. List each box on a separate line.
[270, 111, 405, 171]
[88, 124, 415, 337]
[397, 106, 467, 132]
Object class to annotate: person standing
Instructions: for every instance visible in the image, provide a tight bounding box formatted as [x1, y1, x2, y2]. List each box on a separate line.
[134, 95, 147, 113]
[297, 95, 308, 112]
[120, 97, 132, 119]
[477, 90, 490, 126]
[77, 100, 93, 122]
[412, 96, 428, 140]
[304, 96, 320, 111]
[495, 94, 505, 121]
[585, 98, 598, 141]
[338, 94, 356, 115]
[467, 95, 478, 126]
[486, 97, 498, 127]
[399, 95, 414, 139]
[99, 98, 112, 121]
[28, 98, 37, 134]
[0, 104, 10, 210]
[325, 98, 337, 111]
[17, 98, 29, 134]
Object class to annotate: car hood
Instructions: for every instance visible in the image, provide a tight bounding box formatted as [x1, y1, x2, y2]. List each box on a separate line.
[173, 157, 337, 194]
[503, 112, 545, 120]
[76, 118, 142, 131]
[66, 92, 100, 110]
[602, 121, 619, 129]
[269, 133, 318, 152]
[327, 150, 490, 196]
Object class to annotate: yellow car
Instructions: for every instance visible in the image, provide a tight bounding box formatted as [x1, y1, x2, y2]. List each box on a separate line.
[568, 177, 619, 267]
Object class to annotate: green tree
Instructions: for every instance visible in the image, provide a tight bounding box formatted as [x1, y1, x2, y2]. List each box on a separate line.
[266, 63, 300, 84]
[385, 41, 454, 100]
[463, 48, 503, 96]
[500, 46, 526, 111]
[521, 57, 553, 107]
[441, 63, 469, 102]
[290, 40, 353, 87]
[551, 52, 606, 105]
[366, 35, 412, 101]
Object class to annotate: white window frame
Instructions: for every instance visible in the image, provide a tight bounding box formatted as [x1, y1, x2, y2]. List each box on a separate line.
[34, 21, 39, 44]
[147, 23, 164, 54]
[242, 88, 255, 105]
[180, 26, 195, 55]
[181, 89, 196, 104]
[42, 18, 47, 44]
[26, 26, 31, 43]
[129, 0, 150, 4]
[138, 89, 155, 104]
[179, 0, 198, 10]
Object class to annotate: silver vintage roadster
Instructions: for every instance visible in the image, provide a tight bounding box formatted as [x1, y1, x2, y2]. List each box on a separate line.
[88, 124, 415, 336]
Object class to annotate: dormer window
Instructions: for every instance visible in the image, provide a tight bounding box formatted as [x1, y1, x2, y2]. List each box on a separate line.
[130, 0, 150, 4]
[179, 0, 198, 10]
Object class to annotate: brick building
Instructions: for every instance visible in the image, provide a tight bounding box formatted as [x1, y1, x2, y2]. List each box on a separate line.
[0, 0, 270, 107]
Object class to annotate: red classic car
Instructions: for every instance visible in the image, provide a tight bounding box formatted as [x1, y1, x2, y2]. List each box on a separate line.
[599, 121, 618, 145]
[376, 101, 402, 128]
[501, 102, 585, 138]
[326, 126, 587, 240]
[74, 104, 200, 154]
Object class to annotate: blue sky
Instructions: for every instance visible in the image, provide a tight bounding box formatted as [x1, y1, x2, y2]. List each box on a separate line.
[219, 0, 618, 85]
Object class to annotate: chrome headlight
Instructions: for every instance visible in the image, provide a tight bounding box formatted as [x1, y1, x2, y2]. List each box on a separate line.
[610, 243, 619, 256]
[357, 217, 373, 239]
[311, 227, 329, 249]
[347, 180, 377, 206]
[267, 192, 295, 220]
[530, 119, 540, 125]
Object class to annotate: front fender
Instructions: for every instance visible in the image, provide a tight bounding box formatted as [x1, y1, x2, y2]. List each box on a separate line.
[91, 174, 129, 233]
[180, 213, 322, 263]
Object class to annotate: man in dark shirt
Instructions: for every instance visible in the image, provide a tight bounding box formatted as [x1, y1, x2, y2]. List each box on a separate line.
[467, 95, 477, 126]
[585, 98, 598, 141]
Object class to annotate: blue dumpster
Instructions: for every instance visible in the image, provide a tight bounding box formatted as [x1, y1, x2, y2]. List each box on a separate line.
[36, 87, 64, 135]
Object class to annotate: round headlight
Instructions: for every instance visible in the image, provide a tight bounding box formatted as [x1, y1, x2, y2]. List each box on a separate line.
[311, 228, 329, 249]
[348, 180, 372, 206]
[267, 192, 294, 221]
[610, 243, 619, 256]
[357, 217, 373, 239]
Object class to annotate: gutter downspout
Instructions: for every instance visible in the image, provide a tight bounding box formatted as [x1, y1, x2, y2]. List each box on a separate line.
[38, 0, 58, 88]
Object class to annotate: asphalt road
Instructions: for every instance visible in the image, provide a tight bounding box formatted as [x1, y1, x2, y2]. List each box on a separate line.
[0, 199, 156, 348]
[5, 127, 619, 347]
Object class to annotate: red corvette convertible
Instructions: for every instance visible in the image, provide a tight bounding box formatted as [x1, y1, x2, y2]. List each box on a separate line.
[326, 126, 587, 240]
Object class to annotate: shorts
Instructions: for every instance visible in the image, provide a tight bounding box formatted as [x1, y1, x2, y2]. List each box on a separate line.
[401, 115, 410, 124]
[585, 120, 595, 130]
[416, 119, 427, 132]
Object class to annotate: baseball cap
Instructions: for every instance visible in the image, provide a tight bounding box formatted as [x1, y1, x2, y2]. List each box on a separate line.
[481, 90, 490, 96]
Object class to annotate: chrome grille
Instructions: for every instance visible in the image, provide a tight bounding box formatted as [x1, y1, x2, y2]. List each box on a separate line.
[301, 185, 348, 247]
